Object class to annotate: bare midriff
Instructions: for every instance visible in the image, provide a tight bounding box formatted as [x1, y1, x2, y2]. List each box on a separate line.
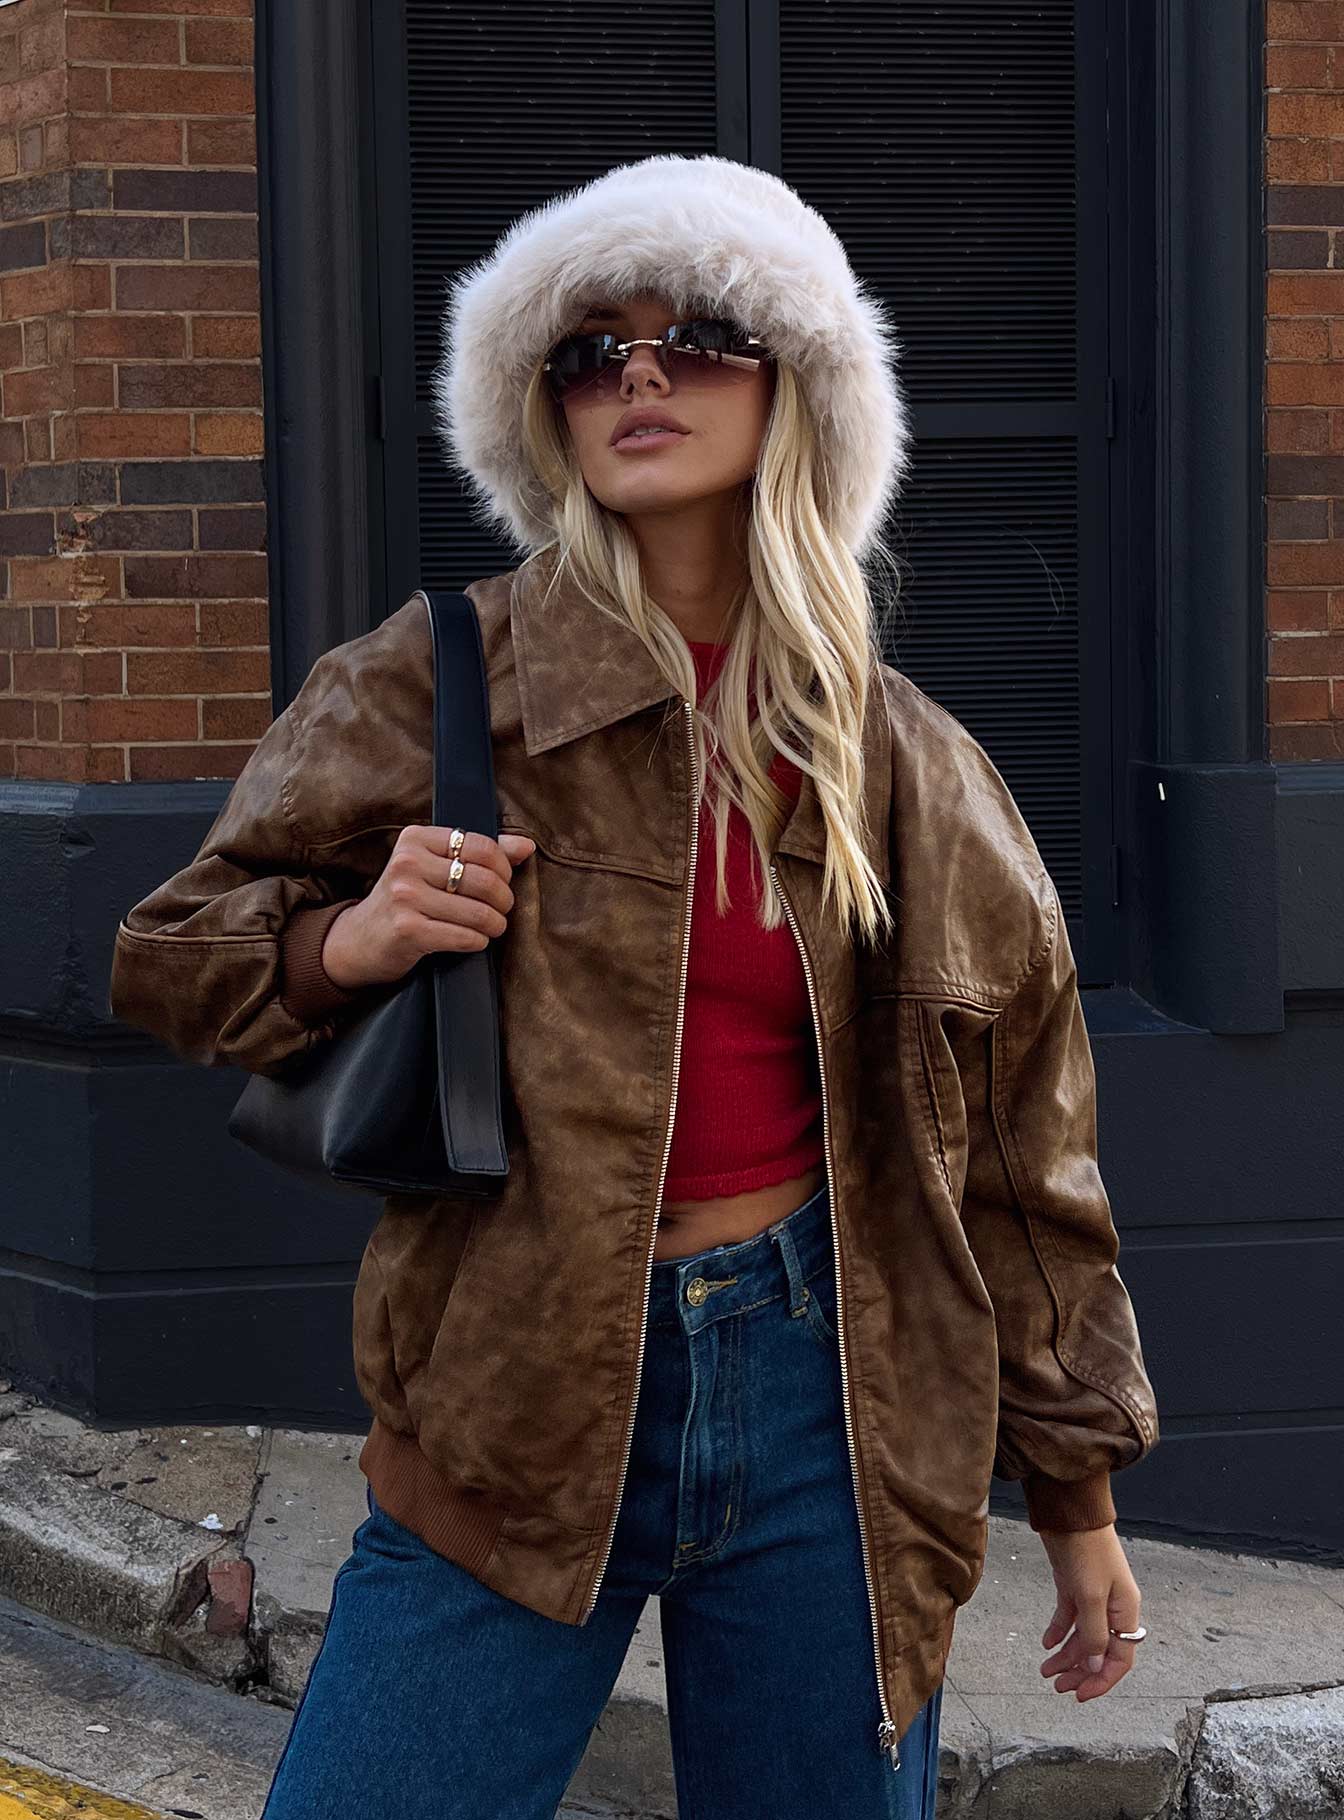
[651, 1162, 825, 1262]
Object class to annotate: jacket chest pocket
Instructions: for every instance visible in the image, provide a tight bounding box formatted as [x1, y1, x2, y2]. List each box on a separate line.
[495, 723, 685, 886]
[497, 817, 678, 884]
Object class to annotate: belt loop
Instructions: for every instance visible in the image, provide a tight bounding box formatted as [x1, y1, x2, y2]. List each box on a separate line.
[770, 1218, 810, 1318]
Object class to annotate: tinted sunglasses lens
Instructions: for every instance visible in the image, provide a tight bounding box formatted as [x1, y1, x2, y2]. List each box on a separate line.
[670, 319, 768, 379]
[671, 318, 744, 358]
[546, 332, 614, 399]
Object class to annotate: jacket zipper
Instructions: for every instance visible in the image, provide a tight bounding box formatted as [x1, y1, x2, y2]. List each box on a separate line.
[769, 859, 901, 1774]
[581, 699, 700, 1625]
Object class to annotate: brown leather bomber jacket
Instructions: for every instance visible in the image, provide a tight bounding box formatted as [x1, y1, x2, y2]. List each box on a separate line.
[109, 546, 1159, 1756]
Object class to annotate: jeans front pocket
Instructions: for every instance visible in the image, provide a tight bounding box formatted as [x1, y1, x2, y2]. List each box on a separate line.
[799, 1263, 839, 1352]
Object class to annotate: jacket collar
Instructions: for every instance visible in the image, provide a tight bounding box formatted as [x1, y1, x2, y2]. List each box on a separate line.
[509, 546, 891, 890]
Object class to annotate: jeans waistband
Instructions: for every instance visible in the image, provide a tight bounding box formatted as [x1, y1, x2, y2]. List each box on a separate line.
[646, 1179, 834, 1336]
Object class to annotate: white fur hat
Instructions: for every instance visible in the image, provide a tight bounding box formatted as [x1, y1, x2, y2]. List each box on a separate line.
[430, 154, 912, 561]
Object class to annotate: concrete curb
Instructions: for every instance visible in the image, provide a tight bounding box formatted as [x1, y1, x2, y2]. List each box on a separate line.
[1188, 1686, 1344, 1820]
[0, 1450, 226, 1655]
[1, 1384, 1341, 1818]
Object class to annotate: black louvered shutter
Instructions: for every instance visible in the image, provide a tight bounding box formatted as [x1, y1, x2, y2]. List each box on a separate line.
[778, 0, 1113, 969]
[385, 0, 1114, 976]
[402, 0, 721, 590]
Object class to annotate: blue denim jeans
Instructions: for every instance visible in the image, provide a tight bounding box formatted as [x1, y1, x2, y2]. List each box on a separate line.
[261, 1180, 943, 1818]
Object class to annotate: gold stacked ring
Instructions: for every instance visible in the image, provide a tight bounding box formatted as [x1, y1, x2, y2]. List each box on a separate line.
[446, 826, 466, 893]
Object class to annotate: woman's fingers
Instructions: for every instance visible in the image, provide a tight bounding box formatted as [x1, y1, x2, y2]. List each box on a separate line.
[416, 824, 536, 876]
[1041, 1595, 1076, 1652]
[1040, 1584, 1142, 1700]
[415, 863, 512, 926]
[385, 827, 517, 921]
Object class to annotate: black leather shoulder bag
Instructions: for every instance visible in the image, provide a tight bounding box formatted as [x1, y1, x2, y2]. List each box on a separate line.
[226, 589, 510, 1198]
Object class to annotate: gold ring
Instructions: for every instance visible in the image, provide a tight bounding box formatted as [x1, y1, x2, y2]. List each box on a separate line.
[449, 826, 466, 856]
[446, 856, 465, 893]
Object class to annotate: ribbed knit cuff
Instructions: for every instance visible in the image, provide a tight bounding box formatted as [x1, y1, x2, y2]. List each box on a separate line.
[279, 898, 368, 1022]
[1023, 1468, 1117, 1533]
[359, 1419, 508, 1582]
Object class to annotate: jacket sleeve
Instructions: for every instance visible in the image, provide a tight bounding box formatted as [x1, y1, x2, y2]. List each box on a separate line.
[958, 878, 1160, 1532]
[108, 691, 382, 1078]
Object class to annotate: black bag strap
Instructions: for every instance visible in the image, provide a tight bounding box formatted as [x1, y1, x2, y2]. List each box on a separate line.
[420, 589, 508, 1178]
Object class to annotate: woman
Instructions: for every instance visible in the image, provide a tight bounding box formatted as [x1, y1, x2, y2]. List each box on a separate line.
[109, 155, 1159, 1819]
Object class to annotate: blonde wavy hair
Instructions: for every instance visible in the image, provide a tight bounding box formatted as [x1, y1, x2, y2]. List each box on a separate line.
[518, 357, 903, 948]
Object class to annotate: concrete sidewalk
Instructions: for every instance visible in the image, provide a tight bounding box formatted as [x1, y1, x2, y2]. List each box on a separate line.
[0, 1381, 1341, 1820]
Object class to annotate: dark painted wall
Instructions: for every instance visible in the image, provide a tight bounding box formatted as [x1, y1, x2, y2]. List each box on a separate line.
[0, 780, 379, 1426]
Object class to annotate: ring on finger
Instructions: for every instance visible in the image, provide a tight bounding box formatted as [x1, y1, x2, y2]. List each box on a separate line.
[448, 826, 466, 857]
[445, 856, 465, 893]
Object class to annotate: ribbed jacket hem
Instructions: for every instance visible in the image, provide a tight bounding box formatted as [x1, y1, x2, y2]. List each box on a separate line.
[357, 1420, 609, 1626]
[1023, 1468, 1117, 1532]
[359, 1420, 509, 1581]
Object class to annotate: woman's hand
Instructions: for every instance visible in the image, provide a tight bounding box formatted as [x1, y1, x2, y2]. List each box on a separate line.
[1035, 1524, 1144, 1701]
[322, 824, 537, 990]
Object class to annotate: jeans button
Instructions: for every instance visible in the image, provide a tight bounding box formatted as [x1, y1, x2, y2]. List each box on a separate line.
[685, 1277, 709, 1306]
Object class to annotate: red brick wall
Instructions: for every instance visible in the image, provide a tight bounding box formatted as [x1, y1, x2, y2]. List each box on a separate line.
[1266, 1, 1344, 760]
[0, 0, 268, 785]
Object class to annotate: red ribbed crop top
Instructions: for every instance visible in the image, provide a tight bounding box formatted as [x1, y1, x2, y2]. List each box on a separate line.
[661, 640, 825, 1202]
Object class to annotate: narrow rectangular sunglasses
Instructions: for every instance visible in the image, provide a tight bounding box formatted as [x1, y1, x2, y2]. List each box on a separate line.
[542, 316, 772, 402]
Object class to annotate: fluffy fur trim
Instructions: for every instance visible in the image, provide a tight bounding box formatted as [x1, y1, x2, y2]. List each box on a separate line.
[430, 154, 911, 559]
